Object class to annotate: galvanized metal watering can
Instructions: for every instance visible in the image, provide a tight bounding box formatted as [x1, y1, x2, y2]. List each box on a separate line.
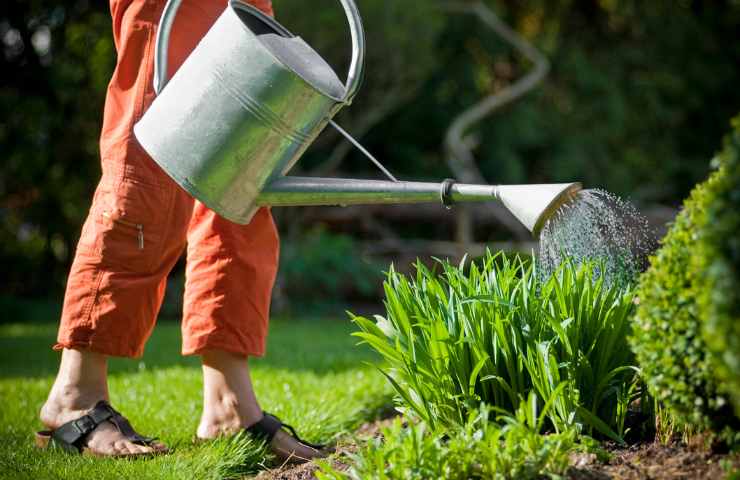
[134, 0, 580, 237]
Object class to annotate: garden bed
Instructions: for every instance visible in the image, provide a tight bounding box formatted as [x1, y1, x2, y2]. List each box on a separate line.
[256, 418, 740, 480]
[569, 441, 738, 479]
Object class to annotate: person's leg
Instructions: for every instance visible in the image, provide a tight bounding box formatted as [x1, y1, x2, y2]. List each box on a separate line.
[198, 349, 263, 437]
[183, 203, 322, 462]
[39, 146, 190, 454]
[40, 0, 193, 455]
[177, 0, 321, 457]
[182, 206, 278, 430]
[198, 350, 323, 462]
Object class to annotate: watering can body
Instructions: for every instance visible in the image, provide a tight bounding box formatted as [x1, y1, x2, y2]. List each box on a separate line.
[134, 0, 365, 224]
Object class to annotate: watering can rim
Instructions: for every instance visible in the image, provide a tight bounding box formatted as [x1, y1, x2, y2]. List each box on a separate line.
[228, 2, 347, 102]
[531, 182, 582, 237]
[151, 0, 366, 105]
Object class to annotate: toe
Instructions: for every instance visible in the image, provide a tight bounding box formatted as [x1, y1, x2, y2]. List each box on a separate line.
[128, 443, 147, 455]
[151, 441, 168, 452]
[97, 441, 118, 457]
[135, 443, 156, 455]
[114, 440, 134, 455]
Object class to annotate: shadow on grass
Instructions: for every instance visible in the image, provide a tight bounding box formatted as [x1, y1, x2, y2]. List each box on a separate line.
[0, 314, 380, 379]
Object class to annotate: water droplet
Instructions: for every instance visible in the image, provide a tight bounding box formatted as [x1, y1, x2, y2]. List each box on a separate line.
[538, 189, 658, 286]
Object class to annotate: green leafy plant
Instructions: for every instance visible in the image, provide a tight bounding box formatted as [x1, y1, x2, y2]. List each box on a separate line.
[352, 251, 639, 441]
[696, 115, 740, 417]
[631, 117, 740, 445]
[527, 261, 638, 441]
[317, 399, 579, 480]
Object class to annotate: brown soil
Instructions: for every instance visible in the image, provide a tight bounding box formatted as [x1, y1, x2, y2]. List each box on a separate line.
[252, 419, 739, 480]
[568, 441, 738, 480]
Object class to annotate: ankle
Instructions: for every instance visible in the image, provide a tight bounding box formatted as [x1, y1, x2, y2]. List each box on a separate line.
[45, 348, 108, 408]
[48, 382, 108, 409]
[40, 385, 108, 429]
[199, 349, 262, 439]
[198, 391, 262, 439]
[41, 348, 111, 429]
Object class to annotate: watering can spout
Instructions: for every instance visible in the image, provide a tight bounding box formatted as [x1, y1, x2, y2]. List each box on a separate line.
[494, 183, 581, 237]
[257, 177, 581, 237]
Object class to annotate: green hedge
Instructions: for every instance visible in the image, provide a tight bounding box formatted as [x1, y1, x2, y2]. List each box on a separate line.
[631, 116, 740, 444]
[696, 116, 740, 417]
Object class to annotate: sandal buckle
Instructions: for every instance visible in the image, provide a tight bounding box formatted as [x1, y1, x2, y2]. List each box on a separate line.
[73, 415, 95, 434]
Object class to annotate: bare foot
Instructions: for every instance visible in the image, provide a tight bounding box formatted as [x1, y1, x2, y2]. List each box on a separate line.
[198, 413, 325, 464]
[196, 395, 245, 440]
[40, 348, 166, 457]
[40, 391, 165, 456]
[197, 350, 325, 464]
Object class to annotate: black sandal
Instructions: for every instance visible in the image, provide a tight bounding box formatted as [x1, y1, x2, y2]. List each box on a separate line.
[35, 400, 167, 457]
[246, 413, 326, 464]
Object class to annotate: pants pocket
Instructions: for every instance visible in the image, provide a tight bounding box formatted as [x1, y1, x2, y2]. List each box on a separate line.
[80, 176, 171, 273]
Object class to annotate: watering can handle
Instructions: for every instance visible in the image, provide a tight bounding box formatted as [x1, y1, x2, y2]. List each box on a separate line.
[152, 0, 366, 105]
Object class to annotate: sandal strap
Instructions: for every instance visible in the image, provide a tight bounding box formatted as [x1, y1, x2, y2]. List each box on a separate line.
[246, 413, 324, 450]
[51, 401, 155, 453]
[278, 422, 324, 450]
[246, 412, 283, 442]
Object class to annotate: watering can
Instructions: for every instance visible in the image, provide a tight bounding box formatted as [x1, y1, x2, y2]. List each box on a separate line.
[133, 0, 581, 237]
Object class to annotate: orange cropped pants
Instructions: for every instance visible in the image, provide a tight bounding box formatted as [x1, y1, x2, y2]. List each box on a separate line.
[55, 0, 278, 358]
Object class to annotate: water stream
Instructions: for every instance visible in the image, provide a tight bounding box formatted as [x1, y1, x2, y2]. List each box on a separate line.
[538, 189, 657, 286]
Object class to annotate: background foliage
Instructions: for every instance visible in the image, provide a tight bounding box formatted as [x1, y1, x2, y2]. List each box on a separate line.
[274, 227, 383, 313]
[2, 0, 740, 298]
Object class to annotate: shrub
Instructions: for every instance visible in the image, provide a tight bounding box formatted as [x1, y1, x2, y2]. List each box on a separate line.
[696, 115, 740, 417]
[276, 227, 382, 312]
[317, 399, 579, 480]
[352, 252, 639, 441]
[631, 117, 740, 444]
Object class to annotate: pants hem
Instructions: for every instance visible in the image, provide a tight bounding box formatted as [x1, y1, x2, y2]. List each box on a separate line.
[53, 340, 143, 359]
[182, 337, 265, 358]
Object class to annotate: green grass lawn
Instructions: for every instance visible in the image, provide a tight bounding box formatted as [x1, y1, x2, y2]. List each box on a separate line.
[0, 313, 392, 480]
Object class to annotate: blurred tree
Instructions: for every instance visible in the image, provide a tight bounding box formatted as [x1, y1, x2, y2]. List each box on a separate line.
[1, 0, 113, 296]
[386, 0, 740, 201]
[272, 0, 445, 174]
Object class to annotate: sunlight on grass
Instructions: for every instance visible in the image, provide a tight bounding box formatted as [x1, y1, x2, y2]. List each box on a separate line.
[0, 318, 391, 479]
